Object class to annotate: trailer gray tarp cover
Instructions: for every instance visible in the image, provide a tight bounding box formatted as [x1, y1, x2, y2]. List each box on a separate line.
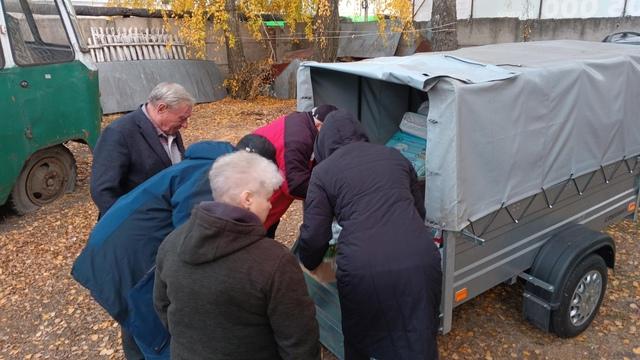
[297, 40, 640, 231]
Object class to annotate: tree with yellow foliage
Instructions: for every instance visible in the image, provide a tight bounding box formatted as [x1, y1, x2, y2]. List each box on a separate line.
[112, 0, 417, 63]
[110, 0, 454, 98]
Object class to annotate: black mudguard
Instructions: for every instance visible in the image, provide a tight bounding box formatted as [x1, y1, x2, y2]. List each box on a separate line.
[522, 223, 615, 331]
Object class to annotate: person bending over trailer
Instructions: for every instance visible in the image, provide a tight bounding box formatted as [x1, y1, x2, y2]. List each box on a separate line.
[254, 104, 338, 238]
[72, 135, 277, 360]
[296, 110, 443, 360]
[154, 151, 320, 360]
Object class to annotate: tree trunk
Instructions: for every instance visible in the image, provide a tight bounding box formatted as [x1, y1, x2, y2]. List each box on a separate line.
[431, 0, 458, 51]
[224, 0, 246, 75]
[312, 0, 339, 62]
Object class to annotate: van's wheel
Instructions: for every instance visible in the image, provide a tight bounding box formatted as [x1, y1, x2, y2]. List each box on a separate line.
[551, 254, 607, 338]
[10, 145, 77, 214]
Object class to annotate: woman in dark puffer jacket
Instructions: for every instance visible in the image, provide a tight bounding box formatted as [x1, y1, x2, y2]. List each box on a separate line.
[297, 110, 442, 360]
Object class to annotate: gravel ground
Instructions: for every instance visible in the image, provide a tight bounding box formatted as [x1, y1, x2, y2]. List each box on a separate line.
[0, 98, 638, 360]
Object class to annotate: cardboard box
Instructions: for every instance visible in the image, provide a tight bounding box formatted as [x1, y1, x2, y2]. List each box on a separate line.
[301, 259, 336, 283]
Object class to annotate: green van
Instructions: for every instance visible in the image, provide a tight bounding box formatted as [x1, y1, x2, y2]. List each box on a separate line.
[0, 0, 101, 213]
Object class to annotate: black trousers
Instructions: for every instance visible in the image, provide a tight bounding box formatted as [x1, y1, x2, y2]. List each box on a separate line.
[344, 342, 370, 360]
[121, 326, 144, 360]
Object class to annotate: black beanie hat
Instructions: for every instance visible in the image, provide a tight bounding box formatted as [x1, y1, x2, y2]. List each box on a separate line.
[311, 104, 338, 122]
[235, 134, 277, 164]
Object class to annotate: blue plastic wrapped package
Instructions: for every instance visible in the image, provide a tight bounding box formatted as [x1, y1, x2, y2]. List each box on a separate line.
[385, 112, 428, 180]
[385, 130, 427, 180]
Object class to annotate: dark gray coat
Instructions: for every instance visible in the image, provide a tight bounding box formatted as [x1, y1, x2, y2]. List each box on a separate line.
[90, 107, 185, 217]
[297, 110, 442, 360]
[154, 201, 320, 360]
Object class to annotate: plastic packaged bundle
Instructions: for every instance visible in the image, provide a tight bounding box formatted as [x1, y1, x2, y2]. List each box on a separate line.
[385, 112, 428, 180]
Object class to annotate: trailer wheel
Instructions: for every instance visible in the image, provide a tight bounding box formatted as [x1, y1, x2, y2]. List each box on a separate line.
[10, 145, 77, 214]
[551, 254, 607, 338]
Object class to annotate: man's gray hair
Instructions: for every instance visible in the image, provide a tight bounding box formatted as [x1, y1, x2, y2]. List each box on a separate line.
[147, 82, 196, 108]
[209, 151, 283, 206]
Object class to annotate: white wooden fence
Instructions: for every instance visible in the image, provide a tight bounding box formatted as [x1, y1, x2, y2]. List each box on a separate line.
[88, 27, 188, 62]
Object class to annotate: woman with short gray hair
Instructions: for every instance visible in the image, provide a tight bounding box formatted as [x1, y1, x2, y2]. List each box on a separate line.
[208, 151, 282, 219]
[154, 151, 320, 360]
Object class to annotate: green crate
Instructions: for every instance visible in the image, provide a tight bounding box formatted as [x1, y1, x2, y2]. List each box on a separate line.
[302, 270, 344, 359]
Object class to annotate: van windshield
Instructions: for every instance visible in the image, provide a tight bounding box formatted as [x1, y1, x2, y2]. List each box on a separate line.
[3, 0, 74, 65]
[61, 0, 88, 52]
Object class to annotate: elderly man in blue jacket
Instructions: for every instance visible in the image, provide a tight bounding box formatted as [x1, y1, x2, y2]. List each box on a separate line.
[72, 134, 276, 359]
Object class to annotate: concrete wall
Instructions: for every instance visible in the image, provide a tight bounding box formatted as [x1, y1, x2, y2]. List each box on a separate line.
[414, 0, 640, 21]
[456, 16, 640, 46]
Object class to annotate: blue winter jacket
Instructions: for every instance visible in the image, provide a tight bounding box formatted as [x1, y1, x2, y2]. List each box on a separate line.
[72, 141, 235, 359]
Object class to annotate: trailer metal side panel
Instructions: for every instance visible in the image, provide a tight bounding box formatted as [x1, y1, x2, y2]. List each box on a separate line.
[439, 168, 638, 333]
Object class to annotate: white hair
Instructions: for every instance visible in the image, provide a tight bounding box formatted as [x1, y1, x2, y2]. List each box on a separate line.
[147, 82, 196, 108]
[209, 151, 283, 206]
